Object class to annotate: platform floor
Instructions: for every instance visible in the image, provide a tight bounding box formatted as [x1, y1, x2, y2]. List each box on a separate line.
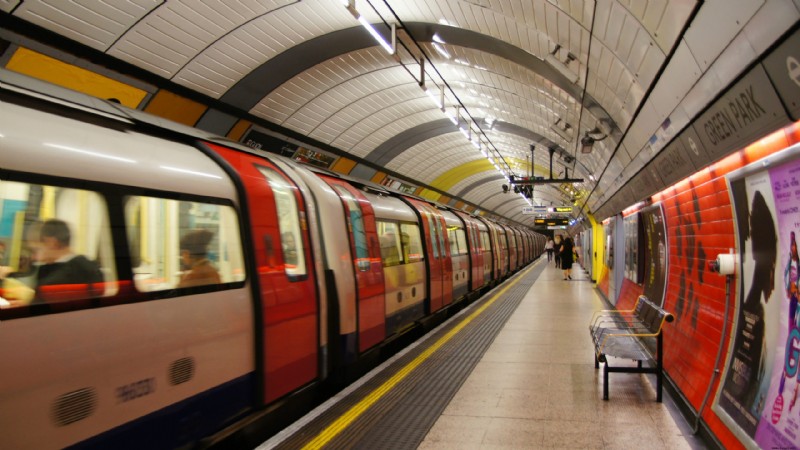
[260, 258, 709, 449]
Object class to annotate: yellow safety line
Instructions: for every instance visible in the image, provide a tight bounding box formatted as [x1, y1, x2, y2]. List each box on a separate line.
[302, 262, 538, 449]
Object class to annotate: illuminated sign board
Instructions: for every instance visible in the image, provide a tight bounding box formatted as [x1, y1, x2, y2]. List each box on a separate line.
[534, 218, 569, 227]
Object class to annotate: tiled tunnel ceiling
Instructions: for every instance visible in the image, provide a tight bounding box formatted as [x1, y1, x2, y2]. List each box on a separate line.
[1, 0, 798, 226]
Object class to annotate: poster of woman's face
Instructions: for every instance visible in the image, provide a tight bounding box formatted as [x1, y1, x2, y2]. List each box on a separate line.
[715, 147, 800, 449]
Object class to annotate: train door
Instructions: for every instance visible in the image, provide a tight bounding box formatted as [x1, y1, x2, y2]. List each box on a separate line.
[456, 212, 483, 291]
[507, 227, 518, 272]
[321, 177, 386, 353]
[403, 199, 450, 312]
[207, 143, 318, 403]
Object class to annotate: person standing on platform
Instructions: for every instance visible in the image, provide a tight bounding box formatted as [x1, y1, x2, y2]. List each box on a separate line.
[560, 236, 574, 280]
[553, 235, 562, 268]
[545, 237, 554, 262]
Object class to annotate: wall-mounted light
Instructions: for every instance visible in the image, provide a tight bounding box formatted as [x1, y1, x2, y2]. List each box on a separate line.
[580, 125, 608, 153]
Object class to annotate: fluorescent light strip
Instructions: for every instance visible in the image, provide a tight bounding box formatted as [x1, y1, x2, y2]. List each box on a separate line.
[424, 88, 442, 109]
[357, 16, 393, 54]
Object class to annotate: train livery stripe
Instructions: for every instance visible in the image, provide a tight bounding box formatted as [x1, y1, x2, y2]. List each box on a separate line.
[301, 263, 537, 449]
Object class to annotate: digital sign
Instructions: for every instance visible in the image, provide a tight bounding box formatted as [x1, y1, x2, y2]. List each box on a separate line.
[533, 218, 569, 227]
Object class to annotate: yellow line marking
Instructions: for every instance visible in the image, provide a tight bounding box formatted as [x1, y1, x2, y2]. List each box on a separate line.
[302, 263, 538, 449]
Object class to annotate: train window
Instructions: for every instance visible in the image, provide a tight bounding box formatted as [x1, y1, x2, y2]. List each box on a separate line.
[124, 197, 245, 292]
[423, 213, 439, 259]
[400, 223, 423, 263]
[448, 226, 468, 256]
[480, 230, 491, 252]
[0, 180, 117, 311]
[378, 221, 401, 266]
[377, 221, 424, 266]
[332, 186, 369, 271]
[258, 167, 307, 278]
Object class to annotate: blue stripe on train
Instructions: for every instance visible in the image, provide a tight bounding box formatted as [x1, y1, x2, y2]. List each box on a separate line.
[69, 374, 255, 450]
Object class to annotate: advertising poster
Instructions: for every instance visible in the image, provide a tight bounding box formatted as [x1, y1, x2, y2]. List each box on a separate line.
[641, 204, 667, 306]
[715, 148, 800, 448]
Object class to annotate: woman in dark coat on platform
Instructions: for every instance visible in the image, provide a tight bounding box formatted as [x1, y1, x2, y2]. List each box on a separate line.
[560, 236, 574, 280]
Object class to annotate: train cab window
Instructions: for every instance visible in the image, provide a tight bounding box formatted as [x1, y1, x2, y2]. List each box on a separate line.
[0, 180, 117, 311]
[257, 167, 307, 278]
[124, 197, 245, 292]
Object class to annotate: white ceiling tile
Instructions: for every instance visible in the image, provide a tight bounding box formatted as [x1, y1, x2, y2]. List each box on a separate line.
[603, 2, 626, 47]
[635, 44, 665, 87]
[683, 0, 762, 71]
[641, 0, 668, 33]
[615, 14, 639, 61]
[13, 0, 155, 51]
[742, 0, 800, 55]
[654, 0, 695, 53]
[647, 41, 701, 118]
[1, 0, 20, 13]
[708, 30, 757, 89]
[678, 57, 722, 118]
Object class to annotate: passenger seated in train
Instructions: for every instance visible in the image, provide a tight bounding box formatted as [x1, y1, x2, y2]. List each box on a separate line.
[0, 219, 104, 306]
[178, 229, 221, 288]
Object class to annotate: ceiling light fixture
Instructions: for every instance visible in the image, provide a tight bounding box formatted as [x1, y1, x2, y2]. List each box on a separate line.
[343, 0, 517, 192]
[545, 44, 578, 84]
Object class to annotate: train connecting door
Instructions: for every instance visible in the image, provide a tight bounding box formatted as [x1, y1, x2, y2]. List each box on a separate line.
[206, 143, 319, 404]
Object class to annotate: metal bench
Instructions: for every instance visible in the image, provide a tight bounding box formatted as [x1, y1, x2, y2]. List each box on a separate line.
[589, 295, 674, 402]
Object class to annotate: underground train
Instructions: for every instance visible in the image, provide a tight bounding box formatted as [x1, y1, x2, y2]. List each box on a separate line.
[0, 72, 545, 449]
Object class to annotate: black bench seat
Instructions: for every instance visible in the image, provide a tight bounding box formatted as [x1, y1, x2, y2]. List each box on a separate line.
[589, 295, 674, 401]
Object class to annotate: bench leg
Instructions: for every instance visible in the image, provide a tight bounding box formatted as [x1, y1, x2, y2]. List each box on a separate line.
[657, 366, 663, 403]
[603, 363, 609, 400]
[595, 353, 599, 369]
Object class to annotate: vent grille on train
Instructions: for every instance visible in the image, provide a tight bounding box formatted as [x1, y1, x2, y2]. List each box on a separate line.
[169, 357, 195, 385]
[52, 388, 96, 426]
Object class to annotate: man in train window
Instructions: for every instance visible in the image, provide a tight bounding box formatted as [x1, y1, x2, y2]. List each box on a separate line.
[33, 219, 105, 303]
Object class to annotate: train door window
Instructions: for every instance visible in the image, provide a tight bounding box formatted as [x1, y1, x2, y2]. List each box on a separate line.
[257, 167, 307, 278]
[332, 186, 369, 271]
[124, 196, 245, 292]
[433, 218, 446, 258]
[377, 220, 401, 266]
[400, 223, 423, 263]
[448, 227, 468, 256]
[422, 212, 439, 260]
[0, 180, 117, 311]
[480, 230, 491, 252]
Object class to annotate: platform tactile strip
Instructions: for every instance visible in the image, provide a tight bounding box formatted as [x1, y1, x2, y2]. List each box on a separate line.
[274, 261, 546, 450]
